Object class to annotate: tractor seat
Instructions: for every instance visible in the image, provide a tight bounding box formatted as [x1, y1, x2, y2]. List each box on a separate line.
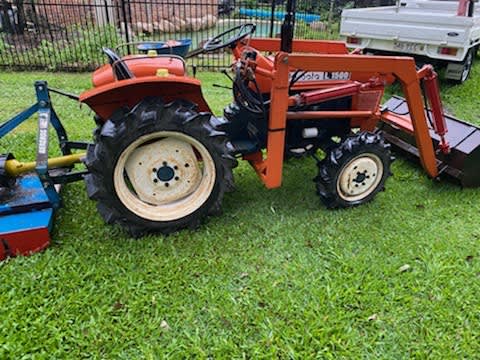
[92, 54, 186, 87]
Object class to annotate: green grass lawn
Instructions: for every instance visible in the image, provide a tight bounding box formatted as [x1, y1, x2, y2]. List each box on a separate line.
[1, 68, 480, 358]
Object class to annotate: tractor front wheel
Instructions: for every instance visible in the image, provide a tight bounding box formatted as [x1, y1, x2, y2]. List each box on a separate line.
[84, 97, 236, 236]
[316, 132, 393, 208]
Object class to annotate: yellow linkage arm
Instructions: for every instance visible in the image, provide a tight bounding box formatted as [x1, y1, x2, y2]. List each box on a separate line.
[4, 153, 85, 177]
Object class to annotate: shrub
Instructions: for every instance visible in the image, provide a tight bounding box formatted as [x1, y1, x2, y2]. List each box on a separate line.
[0, 34, 10, 54]
[0, 24, 125, 70]
[59, 24, 124, 66]
[294, 20, 339, 40]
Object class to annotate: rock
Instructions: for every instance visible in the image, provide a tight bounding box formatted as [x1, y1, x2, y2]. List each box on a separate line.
[180, 18, 191, 32]
[398, 264, 411, 273]
[119, 21, 132, 38]
[171, 16, 187, 32]
[157, 19, 175, 33]
[309, 21, 327, 32]
[164, 20, 175, 33]
[142, 22, 154, 35]
[131, 21, 143, 34]
[132, 21, 154, 35]
[188, 17, 203, 31]
[160, 320, 171, 331]
[203, 14, 217, 28]
[155, 20, 164, 32]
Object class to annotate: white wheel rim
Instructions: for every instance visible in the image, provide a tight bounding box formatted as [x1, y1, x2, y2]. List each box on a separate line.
[336, 153, 383, 202]
[114, 131, 216, 222]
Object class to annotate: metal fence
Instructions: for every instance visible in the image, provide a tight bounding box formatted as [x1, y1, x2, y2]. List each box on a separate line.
[0, 0, 381, 72]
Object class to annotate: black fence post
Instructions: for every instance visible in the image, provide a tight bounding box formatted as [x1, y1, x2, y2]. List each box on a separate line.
[120, 0, 131, 53]
[269, 0, 276, 38]
[104, 0, 110, 23]
[1, 0, 14, 33]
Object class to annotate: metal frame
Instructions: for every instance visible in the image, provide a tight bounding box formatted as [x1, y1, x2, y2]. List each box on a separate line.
[0, 81, 88, 207]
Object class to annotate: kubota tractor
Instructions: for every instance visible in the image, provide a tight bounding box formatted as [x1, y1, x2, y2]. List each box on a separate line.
[77, 13, 480, 235]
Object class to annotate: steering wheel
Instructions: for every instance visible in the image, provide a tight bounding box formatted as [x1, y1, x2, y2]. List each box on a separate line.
[203, 23, 256, 52]
[102, 47, 134, 80]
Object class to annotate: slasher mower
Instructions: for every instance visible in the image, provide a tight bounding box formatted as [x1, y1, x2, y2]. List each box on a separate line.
[2, 0, 480, 260]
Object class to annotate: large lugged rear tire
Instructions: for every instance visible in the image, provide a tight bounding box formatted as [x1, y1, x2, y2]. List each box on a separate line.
[316, 132, 393, 209]
[84, 97, 237, 236]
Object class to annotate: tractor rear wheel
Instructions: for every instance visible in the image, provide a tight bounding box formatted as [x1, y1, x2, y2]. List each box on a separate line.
[84, 97, 236, 236]
[316, 132, 393, 208]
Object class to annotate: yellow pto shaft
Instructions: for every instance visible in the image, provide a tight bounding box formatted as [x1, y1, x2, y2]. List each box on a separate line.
[4, 153, 85, 177]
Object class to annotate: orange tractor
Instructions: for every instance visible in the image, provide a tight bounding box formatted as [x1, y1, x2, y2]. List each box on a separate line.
[1, 1, 480, 256]
[78, 23, 480, 236]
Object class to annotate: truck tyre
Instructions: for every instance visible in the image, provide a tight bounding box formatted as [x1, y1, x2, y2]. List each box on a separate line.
[457, 48, 474, 84]
[316, 132, 393, 208]
[84, 97, 237, 236]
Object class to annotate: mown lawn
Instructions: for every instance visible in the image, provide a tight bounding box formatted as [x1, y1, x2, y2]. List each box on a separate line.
[0, 67, 480, 358]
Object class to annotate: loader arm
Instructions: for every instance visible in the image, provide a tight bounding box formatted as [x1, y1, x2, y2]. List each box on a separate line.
[247, 51, 440, 188]
[381, 65, 450, 155]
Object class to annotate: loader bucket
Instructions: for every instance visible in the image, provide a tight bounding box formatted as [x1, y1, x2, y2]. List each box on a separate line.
[379, 96, 480, 187]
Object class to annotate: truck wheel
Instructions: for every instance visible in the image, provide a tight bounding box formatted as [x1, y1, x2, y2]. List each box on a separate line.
[458, 49, 474, 84]
[84, 97, 237, 236]
[315, 132, 393, 208]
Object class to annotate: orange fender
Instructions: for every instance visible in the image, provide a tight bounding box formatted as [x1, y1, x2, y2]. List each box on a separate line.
[79, 75, 211, 121]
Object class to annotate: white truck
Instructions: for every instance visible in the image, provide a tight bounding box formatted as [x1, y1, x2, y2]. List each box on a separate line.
[340, 0, 480, 83]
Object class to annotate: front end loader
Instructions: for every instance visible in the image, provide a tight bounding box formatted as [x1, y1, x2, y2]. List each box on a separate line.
[1, 0, 480, 258]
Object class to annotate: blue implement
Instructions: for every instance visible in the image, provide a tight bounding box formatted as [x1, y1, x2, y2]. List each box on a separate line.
[0, 174, 53, 260]
[0, 81, 86, 261]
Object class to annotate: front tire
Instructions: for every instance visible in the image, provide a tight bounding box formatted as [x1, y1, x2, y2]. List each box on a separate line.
[84, 97, 237, 236]
[316, 132, 393, 208]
